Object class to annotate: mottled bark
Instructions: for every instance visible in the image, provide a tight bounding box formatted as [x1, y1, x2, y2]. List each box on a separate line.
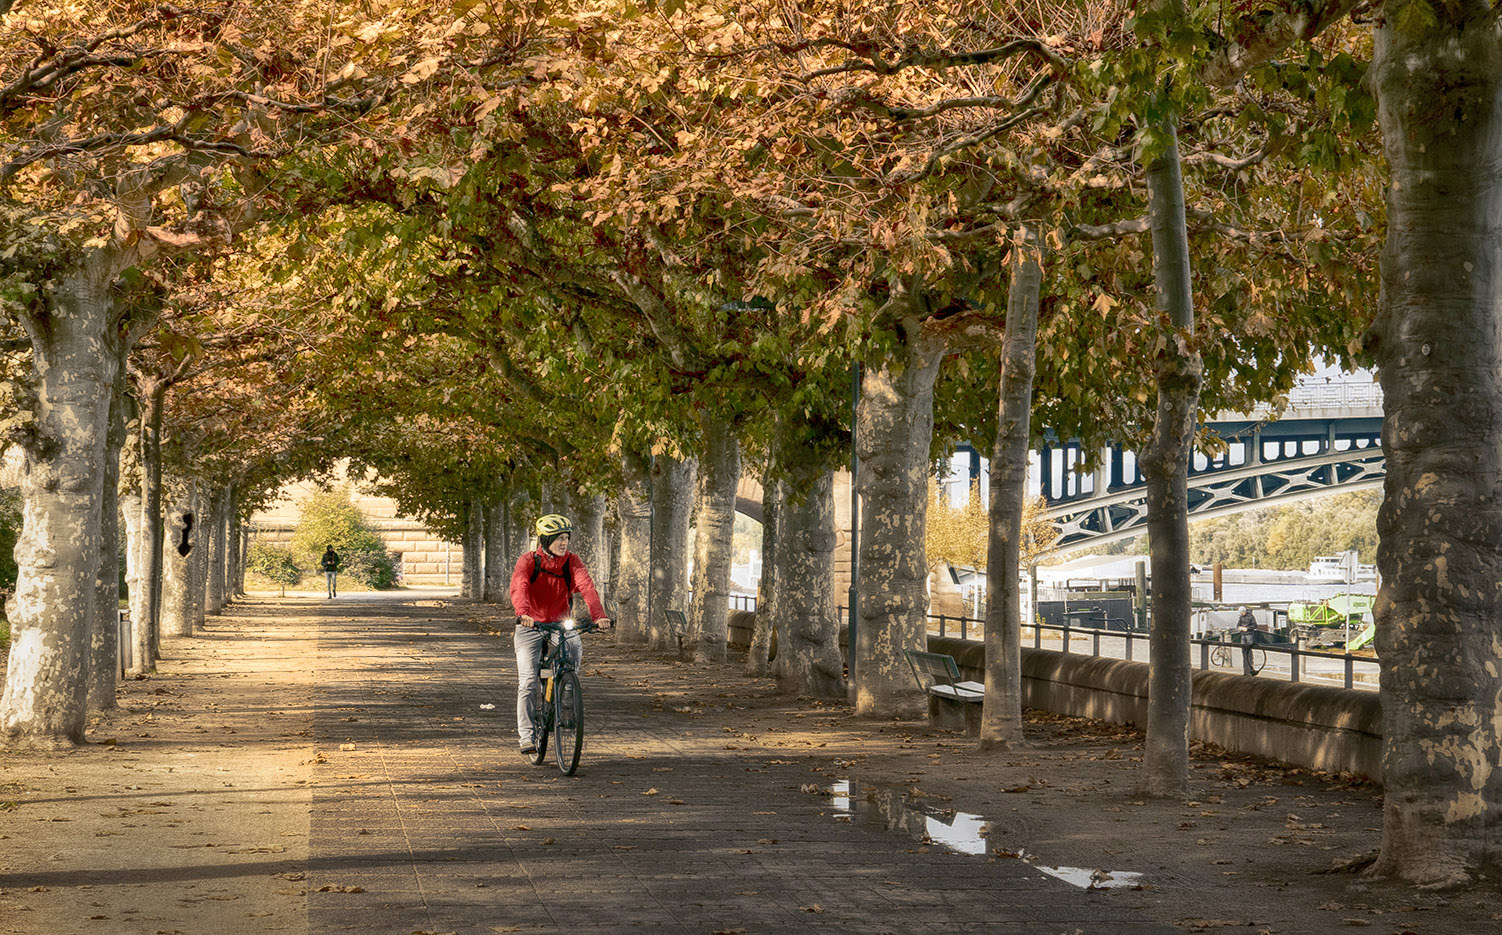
[88, 374, 129, 712]
[224, 485, 242, 600]
[160, 479, 194, 638]
[774, 471, 845, 698]
[121, 487, 144, 661]
[133, 377, 167, 670]
[687, 424, 740, 662]
[571, 492, 608, 619]
[647, 454, 696, 652]
[0, 265, 119, 747]
[1369, 13, 1502, 887]
[854, 313, 945, 717]
[1139, 124, 1203, 798]
[615, 452, 653, 643]
[235, 527, 249, 597]
[483, 496, 507, 604]
[205, 487, 226, 615]
[746, 476, 784, 677]
[188, 483, 207, 632]
[461, 498, 484, 599]
[981, 231, 1043, 749]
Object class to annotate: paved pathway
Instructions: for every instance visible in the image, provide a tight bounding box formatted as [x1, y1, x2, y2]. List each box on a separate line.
[3, 596, 1177, 934]
[302, 598, 1173, 934]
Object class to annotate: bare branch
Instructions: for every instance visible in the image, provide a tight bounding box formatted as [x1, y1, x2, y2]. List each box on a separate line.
[888, 102, 1050, 186]
[779, 38, 1067, 82]
[1202, 0, 1370, 88]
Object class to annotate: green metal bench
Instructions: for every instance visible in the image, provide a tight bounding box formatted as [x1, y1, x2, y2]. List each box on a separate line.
[904, 650, 984, 734]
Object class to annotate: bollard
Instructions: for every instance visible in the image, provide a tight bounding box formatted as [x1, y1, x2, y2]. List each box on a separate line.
[117, 609, 132, 676]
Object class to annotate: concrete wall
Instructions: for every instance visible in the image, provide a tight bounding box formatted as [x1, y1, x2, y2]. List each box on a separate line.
[931, 634, 1382, 780]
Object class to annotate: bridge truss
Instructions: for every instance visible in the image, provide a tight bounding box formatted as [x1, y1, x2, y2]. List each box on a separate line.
[1040, 405, 1384, 552]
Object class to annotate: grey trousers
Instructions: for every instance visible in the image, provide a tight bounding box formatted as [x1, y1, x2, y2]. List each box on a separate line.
[514, 626, 581, 743]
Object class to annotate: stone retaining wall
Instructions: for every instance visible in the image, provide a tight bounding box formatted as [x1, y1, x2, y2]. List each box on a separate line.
[725, 609, 1381, 780]
[931, 634, 1382, 780]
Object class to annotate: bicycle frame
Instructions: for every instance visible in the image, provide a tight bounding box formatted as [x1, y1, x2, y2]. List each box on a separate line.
[527, 620, 597, 774]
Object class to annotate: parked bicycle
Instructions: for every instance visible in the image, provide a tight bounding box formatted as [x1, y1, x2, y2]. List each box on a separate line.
[525, 619, 604, 775]
[1210, 630, 1266, 675]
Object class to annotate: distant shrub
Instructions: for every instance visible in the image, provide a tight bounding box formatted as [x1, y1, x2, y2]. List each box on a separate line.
[247, 543, 303, 596]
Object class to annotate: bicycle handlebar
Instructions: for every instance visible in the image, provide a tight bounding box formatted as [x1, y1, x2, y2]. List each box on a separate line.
[526, 619, 609, 634]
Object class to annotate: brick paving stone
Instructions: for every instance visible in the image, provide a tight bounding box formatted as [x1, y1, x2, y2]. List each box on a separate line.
[301, 600, 1178, 935]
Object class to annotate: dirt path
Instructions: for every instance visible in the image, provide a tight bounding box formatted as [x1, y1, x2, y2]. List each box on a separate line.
[2, 595, 1498, 934]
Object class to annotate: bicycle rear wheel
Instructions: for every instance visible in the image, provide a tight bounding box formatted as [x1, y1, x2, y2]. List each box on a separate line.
[1249, 646, 1268, 675]
[554, 671, 584, 776]
[528, 678, 550, 765]
[1210, 646, 1231, 668]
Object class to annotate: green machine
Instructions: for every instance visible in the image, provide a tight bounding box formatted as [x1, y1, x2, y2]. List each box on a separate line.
[1287, 593, 1376, 651]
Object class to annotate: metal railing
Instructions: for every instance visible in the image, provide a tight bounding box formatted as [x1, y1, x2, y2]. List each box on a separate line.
[825, 607, 1378, 691]
[1015, 620, 1378, 691]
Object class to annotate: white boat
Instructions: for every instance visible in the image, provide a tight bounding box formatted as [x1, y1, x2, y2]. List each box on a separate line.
[1307, 551, 1376, 584]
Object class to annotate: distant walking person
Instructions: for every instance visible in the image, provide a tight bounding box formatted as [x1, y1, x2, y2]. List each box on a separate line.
[1236, 605, 1260, 675]
[321, 545, 341, 598]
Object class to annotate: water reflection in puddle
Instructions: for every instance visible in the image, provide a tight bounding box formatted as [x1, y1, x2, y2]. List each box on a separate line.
[828, 779, 1146, 890]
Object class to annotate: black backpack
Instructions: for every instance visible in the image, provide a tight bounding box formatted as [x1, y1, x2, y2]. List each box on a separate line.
[530, 552, 574, 592]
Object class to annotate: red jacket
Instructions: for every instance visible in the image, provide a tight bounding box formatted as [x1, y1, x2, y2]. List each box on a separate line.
[509, 549, 607, 623]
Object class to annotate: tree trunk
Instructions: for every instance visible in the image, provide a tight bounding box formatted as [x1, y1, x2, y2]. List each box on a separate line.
[89, 372, 129, 712]
[647, 454, 696, 652]
[0, 266, 120, 747]
[160, 478, 195, 638]
[483, 495, 507, 604]
[219, 486, 237, 603]
[746, 475, 784, 677]
[687, 423, 740, 662]
[774, 471, 845, 698]
[853, 311, 946, 717]
[188, 482, 207, 632]
[121, 486, 144, 661]
[571, 492, 608, 618]
[615, 452, 653, 643]
[461, 498, 484, 599]
[1369, 13, 1502, 887]
[1139, 124, 1203, 798]
[981, 230, 1044, 749]
[135, 378, 167, 669]
[236, 526, 249, 597]
[205, 487, 226, 615]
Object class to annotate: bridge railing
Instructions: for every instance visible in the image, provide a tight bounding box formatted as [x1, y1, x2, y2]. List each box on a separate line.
[1252, 377, 1384, 414]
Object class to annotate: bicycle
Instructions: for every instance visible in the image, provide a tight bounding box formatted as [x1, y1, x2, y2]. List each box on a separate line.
[1210, 631, 1266, 675]
[524, 620, 603, 776]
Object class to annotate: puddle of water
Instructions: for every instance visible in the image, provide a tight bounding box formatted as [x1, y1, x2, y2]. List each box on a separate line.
[828, 779, 1145, 889]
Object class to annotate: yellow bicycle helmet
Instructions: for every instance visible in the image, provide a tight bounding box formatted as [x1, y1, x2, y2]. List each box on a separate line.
[536, 514, 573, 537]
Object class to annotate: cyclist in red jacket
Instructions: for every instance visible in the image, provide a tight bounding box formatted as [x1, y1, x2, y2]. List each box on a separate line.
[510, 514, 611, 755]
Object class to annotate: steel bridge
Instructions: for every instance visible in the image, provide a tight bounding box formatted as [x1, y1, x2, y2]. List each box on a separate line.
[1040, 379, 1384, 552]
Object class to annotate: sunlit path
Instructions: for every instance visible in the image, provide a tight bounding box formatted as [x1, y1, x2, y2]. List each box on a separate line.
[299, 596, 1174, 934]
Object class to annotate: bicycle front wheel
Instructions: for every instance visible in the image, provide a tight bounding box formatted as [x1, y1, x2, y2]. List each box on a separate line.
[1210, 645, 1230, 668]
[1250, 646, 1268, 675]
[528, 679, 550, 765]
[554, 671, 584, 776]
